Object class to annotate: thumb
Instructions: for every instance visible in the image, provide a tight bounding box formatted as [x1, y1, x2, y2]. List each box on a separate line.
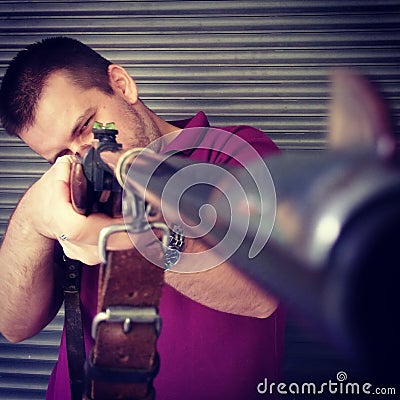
[52, 155, 74, 202]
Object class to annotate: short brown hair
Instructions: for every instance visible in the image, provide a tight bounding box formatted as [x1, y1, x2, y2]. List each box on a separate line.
[0, 37, 113, 136]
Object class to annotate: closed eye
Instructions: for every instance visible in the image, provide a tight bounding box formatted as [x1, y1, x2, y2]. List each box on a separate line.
[80, 116, 93, 133]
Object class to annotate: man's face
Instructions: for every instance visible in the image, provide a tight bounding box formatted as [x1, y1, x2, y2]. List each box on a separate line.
[20, 70, 161, 163]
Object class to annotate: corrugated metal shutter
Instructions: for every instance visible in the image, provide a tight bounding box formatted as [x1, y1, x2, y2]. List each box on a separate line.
[0, 1, 399, 398]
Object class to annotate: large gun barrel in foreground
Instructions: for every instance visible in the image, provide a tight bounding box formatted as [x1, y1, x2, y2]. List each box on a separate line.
[100, 68, 400, 383]
[102, 147, 400, 382]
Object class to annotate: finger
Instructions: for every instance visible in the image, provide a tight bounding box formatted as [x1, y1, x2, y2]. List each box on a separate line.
[53, 155, 73, 183]
[59, 213, 131, 248]
[59, 240, 101, 266]
[52, 155, 74, 202]
[80, 214, 135, 250]
[63, 212, 161, 252]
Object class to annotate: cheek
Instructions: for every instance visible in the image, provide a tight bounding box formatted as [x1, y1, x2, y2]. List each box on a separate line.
[113, 123, 140, 150]
[115, 115, 149, 149]
[21, 128, 63, 161]
[104, 96, 160, 149]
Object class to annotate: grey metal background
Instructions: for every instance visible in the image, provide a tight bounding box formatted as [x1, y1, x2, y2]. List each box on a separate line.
[0, 1, 399, 398]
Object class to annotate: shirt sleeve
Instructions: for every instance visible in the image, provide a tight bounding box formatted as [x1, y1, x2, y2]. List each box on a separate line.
[196, 125, 280, 167]
[220, 125, 280, 165]
[164, 122, 280, 168]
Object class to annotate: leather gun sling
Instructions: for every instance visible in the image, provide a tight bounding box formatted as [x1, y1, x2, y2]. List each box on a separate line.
[62, 255, 86, 400]
[87, 248, 164, 400]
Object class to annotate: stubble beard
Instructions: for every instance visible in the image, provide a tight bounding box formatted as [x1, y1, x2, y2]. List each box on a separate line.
[120, 99, 162, 152]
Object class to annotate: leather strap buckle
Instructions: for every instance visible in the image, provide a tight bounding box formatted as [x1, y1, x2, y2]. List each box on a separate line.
[91, 306, 162, 340]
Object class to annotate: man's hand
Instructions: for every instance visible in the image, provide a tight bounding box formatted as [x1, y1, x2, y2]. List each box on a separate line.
[25, 155, 134, 265]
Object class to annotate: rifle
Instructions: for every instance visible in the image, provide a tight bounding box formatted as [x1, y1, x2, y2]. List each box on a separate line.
[70, 121, 122, 218]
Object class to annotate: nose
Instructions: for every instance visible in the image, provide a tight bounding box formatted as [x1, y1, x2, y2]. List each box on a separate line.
[69, 143, 93, 159]
[74, 144, 93, 159]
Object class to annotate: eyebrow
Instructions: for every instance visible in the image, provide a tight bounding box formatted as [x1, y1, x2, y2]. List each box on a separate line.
[48, 107, 96, 164]
[71, 107, 96, 137]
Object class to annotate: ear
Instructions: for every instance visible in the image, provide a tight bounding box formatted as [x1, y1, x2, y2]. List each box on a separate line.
[107, 64, 139, 104]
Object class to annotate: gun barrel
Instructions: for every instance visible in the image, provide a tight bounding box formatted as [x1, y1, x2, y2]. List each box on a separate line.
[103, 148, 400, 378]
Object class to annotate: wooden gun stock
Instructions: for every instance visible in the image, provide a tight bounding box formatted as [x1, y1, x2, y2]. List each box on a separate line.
[70, 160, 88, 216]
[69, 156, 123, 218]
[69, 122, 123, 218]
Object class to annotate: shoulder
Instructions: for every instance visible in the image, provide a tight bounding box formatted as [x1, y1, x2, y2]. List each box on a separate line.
[198, 124, 279, 167]
[219, 125, 280, 158]
[165, 120, 280, 166]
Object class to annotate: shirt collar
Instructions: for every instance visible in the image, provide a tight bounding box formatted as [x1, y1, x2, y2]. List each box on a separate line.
[169, 111, 210, 130]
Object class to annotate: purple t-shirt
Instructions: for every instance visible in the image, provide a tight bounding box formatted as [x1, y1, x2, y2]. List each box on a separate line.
[47, 112, 285, 400]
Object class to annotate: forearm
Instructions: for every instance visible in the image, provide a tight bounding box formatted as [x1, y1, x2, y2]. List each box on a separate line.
[0, 196, 63, 342]
[164, 239, 278, 318]
[165, 266, 277, 318]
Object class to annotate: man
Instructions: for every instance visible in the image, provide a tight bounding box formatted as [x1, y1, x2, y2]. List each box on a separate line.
[0, 37, 285, 399]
